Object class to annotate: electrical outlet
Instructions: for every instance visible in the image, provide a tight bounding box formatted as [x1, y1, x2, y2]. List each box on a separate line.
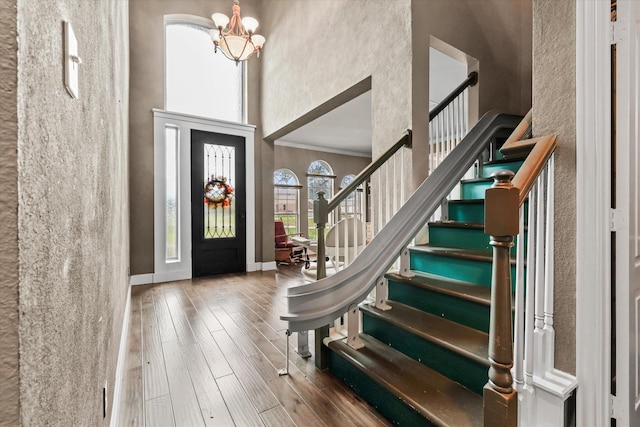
[103, 381, 108, 418]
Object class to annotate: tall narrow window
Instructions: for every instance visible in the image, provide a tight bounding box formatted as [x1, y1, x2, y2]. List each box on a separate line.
[165, 22, 244, 122]
[165, 125, 179, 261]
[307, 161, 335, 239]
[274, 169, 301, 236]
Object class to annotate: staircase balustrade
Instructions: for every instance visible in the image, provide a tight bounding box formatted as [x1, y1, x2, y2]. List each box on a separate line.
[429, 72, 478, 175]
[483, 110, 576, 426]
[282, 112, 522, 373]
[302, 74, 480, 367]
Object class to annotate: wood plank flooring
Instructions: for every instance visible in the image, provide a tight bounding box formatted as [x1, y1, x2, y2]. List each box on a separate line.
[117, 265, 391, 426]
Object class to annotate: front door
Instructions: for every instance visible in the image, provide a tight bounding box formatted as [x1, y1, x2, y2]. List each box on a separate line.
[614, 0, 640, 424]
[191, 130, 246, 276]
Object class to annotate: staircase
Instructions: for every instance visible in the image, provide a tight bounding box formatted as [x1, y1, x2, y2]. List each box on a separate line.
[325, 156, 526, 426]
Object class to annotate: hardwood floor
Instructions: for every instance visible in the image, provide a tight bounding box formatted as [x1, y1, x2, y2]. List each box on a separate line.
[116, 265, 391, 426]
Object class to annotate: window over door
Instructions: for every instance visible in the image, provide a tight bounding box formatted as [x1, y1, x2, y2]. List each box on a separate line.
[165, 22, 244, 122]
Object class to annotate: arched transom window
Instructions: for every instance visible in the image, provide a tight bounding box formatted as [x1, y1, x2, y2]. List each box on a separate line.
[165, 21, 244, 122]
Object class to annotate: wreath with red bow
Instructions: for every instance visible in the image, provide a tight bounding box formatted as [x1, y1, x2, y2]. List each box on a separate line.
[204, 175, 234, 209]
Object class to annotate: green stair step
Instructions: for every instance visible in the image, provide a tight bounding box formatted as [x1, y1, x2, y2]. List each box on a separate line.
[386, 272, 491, 332]
[429, 221, 528, 253]
[428, 222, 489, 251]
[446, 199, 529, 225]
[448, 199, 485, 223]
[361, 301, 489, 395]
[327, 333, 483, 427]
[480, 159, 524, 178]
[460, 178, 493, 200]
[409, 244, 518, 288]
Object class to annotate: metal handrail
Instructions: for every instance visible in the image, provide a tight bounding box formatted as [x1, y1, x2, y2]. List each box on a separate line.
[429, 71, 478, 121]
[327, 131, 412, 212]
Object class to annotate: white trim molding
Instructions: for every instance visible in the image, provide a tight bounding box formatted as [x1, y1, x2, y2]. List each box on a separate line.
[109, 285, 132, 426]
[575, 1, 612, 426]
[275, 139, 372, 158]
[153, 109, 258, 283]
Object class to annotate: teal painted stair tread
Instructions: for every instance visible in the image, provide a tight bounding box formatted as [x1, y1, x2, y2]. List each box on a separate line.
[428, 221, 528, 253]
[480, 159, 524, 178]
[409, 244, 519, 288]
[428, 221, 489, 251]
[448, 199, 485, 223]
[460, 178, 493, 200]
[327, 333, 483, 427]
[361, 301, 489, 394]
[447, 199, 529, 225]
[386, 271, 516, 333]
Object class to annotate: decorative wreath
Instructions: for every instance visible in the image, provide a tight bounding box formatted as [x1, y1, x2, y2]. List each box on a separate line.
[204, 175, 234, 209]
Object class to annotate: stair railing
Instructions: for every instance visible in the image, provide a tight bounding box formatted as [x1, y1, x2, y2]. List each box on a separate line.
[429, 71, 478, 175]
[482, 110, 578, 426]
[281, 112, 523, 372]
[300, 73, 480, 366]
[307, 131, 412, 365]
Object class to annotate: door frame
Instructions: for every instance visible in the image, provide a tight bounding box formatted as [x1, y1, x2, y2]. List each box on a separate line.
[575, 1, 613, 426]
[153, 109, 257, 282]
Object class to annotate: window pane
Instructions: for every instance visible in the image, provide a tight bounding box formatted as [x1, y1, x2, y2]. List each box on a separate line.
[166, 23, 243, 122]
[203, 143, 236, 239]
[274, 169, 299, 235]
[274, 186, 299, 234]
[165, 126, 179, 261]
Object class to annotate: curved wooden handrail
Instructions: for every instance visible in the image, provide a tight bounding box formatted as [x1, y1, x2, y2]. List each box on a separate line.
[482, 111, 557, 426]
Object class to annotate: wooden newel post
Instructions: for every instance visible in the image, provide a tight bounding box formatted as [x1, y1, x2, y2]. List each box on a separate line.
[483, 170, 518, 426]
[313, 191, 330, 369]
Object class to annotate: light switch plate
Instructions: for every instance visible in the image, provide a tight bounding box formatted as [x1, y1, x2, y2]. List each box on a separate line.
[64, 21, 80, 99]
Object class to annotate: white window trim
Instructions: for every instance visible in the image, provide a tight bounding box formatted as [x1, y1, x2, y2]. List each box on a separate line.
[153, 109, 257, 283]
[575, 1, 612, 426]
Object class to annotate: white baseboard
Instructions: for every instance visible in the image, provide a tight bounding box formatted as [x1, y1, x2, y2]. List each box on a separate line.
[129, 273, 153, 286]
[519, 370, 578, 427]
[261, 261, 277, 271]
[131, 262, 275, 285]
[109, 284, 132, 427]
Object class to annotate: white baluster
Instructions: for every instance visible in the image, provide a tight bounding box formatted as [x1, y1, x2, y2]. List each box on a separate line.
[513, 203, 526, 392]
[533, 173, 546, 376]
[543, 157, 555, 370]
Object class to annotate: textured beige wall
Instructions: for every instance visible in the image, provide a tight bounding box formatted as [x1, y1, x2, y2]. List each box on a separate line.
[16, 0, 130, 425]
[0, 1, 20, 424]
[274, 146, 371, 235]
[411, 0, 532, 184]
[261, 0, 411, 159]
[129, 0, 266, 272]
[532, 0, 576, 375]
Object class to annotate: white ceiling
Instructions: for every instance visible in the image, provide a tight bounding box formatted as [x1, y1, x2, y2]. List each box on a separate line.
[275, 49, 467, 157]
[276, 91, 373, 157]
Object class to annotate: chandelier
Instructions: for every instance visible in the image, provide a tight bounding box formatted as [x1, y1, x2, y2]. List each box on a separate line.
[209, 0, 266, 64]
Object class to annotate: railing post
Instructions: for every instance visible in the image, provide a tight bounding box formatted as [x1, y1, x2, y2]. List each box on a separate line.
[313, 191, 329, 369]
[314, 191, 328, 281]
[483, 170, 518, 427]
